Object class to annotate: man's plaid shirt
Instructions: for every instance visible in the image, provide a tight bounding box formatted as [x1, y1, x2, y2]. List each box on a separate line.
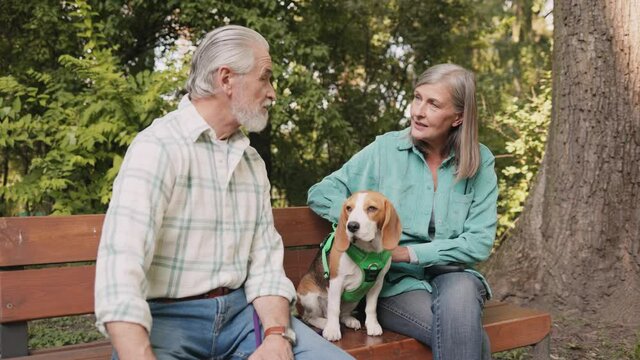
[94, 97, 295, 335]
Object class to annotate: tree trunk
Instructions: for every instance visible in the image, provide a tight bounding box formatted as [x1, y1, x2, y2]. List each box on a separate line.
[484, 0, 640, 325]
[249, 123, 272, 179]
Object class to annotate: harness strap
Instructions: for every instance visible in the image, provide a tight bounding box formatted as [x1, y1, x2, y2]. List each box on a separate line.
[321, 224, 337, 279]
[342, 245, 391, 303]
[320, 226, 392, 303]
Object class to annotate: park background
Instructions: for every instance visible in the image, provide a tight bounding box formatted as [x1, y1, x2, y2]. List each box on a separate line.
[0, 0, 638, 359]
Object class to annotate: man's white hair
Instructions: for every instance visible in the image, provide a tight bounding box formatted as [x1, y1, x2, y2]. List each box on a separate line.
[186, 25, 269, 99]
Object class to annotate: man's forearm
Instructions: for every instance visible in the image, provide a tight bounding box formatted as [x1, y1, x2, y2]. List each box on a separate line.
[106, 321, 156, 360]
[252, 295, 291, 329]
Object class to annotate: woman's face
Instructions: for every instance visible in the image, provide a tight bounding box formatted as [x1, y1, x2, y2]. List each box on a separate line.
[409, 82, 462, 147]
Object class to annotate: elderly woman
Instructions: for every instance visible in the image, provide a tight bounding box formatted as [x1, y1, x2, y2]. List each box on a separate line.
[308, 63, 497, 359]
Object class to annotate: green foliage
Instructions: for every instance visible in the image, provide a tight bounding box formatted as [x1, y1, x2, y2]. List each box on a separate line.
[0, 1, 80, 78]
[212, 0, 478, 205]
[493, 73, 551, 243]
[0, 0, 553, 250]
[0, 0, 184, 215]
[28, 315, 104, 350]
[470, 0, 552, 241]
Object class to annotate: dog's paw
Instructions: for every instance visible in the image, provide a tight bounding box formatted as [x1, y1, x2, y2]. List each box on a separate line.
[306, 317, 327, 330]
[365, 320, 383, 336]
[322, 323, 342, 341]
[341, 316, 361, 330]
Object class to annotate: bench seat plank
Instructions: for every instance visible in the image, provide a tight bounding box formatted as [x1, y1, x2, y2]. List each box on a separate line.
[484, 302, 551, 352]
[0, 256, 320, 323]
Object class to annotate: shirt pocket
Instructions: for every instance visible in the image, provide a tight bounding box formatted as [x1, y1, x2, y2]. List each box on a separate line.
[384, 184, 416, 231]
[447, 191, 474, 236]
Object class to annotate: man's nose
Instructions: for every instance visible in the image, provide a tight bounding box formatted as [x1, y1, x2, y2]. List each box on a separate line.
[267, 83, 276, 101]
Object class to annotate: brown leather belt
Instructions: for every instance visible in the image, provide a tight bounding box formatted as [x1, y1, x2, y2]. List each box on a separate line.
[149, 288, 231, 303]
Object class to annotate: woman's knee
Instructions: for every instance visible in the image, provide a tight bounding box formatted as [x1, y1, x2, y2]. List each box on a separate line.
[290, 317, 354, 359]
[432, 272, 486, 310]
[377, 292, 433, 345]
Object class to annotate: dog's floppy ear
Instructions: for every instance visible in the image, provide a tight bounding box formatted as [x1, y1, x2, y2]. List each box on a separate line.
[382, 199, 402, 250]
[334, 200, 351, 252]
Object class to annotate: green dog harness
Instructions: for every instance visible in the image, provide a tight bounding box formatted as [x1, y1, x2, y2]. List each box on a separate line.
[320, 227, 392, 303]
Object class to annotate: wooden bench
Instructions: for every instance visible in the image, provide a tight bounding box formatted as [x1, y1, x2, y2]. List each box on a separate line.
[0, 208, 551, 359]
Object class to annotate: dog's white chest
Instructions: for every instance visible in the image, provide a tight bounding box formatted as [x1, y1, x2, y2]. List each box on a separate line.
[338, 253, 364, 291]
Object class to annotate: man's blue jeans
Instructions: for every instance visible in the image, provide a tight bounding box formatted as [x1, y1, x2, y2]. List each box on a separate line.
[377, 272, 491, 360]
[112, 288, 353, 360]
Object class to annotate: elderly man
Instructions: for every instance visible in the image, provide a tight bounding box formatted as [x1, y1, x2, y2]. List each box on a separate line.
[95, 25, 354, 360]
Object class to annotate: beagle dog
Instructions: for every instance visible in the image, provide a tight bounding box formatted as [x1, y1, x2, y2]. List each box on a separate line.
[297, 191, 402, 341]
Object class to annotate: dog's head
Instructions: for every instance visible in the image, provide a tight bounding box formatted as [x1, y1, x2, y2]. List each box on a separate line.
[334, 191, 402, 252]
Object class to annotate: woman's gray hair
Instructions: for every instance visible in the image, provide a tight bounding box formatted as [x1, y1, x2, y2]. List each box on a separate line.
[186, 25, 269, 99]
[413, 63, 480, 180]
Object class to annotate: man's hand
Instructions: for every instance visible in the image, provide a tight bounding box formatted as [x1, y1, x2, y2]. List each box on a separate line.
[249, 334, 293, 360]
[251, 295, 294, 359]
[106, 322, 156, 360]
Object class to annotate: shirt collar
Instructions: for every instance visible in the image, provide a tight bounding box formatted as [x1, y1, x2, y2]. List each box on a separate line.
[177, 94, 249, 147]
[177, 94, 211, 143]
[396, 128, 414, 150]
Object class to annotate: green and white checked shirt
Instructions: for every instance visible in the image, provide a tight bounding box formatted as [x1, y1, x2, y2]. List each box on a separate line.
[94, 97, 295, 335]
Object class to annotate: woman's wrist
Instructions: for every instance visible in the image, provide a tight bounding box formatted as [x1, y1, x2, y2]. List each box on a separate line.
[391, 246, 411, 263]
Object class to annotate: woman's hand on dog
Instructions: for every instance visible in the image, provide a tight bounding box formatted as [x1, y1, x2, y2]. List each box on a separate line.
[391, 246, 410, 263]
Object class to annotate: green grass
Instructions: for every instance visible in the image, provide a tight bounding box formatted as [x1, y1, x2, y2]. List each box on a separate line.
[28, 315, 105, 350]
[629, 331, 640, 360]
[493, 348, 530, 360]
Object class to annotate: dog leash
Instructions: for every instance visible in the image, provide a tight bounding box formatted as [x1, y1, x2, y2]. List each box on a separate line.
[253, 309, 262, 347]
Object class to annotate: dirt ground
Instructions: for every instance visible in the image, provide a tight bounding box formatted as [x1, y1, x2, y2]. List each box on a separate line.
[546, 312, 639, 360]
[494, 308, 639, 360]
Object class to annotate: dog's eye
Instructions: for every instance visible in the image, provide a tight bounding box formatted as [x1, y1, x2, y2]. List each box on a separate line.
[367, 206, 377, 213]
[346, 205, 352, 212]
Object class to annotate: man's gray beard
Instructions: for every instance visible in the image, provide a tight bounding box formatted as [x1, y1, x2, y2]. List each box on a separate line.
[232, 102, 269, 133]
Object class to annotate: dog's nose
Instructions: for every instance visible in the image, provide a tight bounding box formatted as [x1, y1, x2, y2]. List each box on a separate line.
[347, 221, 360, 233]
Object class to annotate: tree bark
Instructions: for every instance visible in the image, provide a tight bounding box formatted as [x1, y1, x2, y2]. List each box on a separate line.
[484, 0, 640, 325]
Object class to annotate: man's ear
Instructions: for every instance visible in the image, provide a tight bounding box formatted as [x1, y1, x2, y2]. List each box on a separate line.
[215, 66, 233, 95]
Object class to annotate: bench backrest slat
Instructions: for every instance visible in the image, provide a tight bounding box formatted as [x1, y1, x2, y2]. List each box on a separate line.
[0, 266, 95, 323]
[271, 207, 332, 247]
[0, 207, 331, 267]
[0, 253, 320, 323]
[0, 215, 104, 267]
